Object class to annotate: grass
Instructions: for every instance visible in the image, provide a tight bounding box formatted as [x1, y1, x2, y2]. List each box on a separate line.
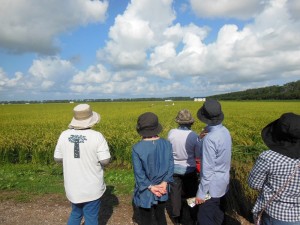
[0, 163, 135, 202]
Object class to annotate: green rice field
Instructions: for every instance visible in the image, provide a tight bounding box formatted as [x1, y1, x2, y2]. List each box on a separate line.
[1, 100, 299, 165]
[1, 100, 299, 218]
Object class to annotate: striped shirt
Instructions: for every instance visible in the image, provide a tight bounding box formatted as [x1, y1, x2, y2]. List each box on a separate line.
[248, 150, 300, 222]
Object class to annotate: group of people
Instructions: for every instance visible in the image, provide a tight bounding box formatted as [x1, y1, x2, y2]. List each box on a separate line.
[54, 101, 300, 225]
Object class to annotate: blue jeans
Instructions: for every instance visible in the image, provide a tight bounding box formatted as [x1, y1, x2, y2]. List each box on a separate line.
[262, 213, 300, 225]
[67, 198, 101, 225]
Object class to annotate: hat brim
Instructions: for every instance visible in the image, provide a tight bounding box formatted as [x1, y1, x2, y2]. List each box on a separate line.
[175, 118, 194, 124]
[69, 112, 100, 130]
[197, 107, 224, 125]
[261, 119, 300, 159]
[137, 123, 162, 137]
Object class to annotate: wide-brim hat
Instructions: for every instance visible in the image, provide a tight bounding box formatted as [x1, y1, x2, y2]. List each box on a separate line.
[136, 112, 162, 137]
[261, 112, 300, 159]
[69, 104, 100, 130]
[197, 99, 224, 125]
[175, 109, 194, 124]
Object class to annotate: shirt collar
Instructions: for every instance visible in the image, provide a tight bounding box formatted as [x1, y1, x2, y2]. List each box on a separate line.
[206, 123, 223, 132]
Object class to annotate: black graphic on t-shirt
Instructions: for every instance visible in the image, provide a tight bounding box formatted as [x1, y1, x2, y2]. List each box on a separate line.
[68, 135, 87, 158]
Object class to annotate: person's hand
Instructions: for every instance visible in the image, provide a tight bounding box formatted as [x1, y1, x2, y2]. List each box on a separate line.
[156, 181, 167, 194]
[195, 197, 205, 205]
[199, 129, 208, 139]
[149, 186, 163, 197]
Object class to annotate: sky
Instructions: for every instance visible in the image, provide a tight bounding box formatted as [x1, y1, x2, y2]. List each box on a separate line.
[0, 0, 300, 101]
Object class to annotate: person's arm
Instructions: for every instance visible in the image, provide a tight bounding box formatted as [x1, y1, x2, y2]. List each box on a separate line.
[99, 158, 111, 166]
[132, 148, 152, 191]
[248, 153, 269, 190]
[196, 137, 215, 201]
[54, 157, 63, 163]
[54, 134, 63, 163]
[96, 133, 111, 165]
[156, 143, 174, 195]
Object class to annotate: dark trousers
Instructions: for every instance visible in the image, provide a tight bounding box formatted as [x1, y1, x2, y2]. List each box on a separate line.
[169, 171, 198, 221]
[197, 197, 224, 225]
[139, 201, 167, 225]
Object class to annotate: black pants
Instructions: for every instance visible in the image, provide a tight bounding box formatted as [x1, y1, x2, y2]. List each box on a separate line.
[169, 171, 198, 221]
[197, 197, 224, 225]
[139, 201, 167, 225]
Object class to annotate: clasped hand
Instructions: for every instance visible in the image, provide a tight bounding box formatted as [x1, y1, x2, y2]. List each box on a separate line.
[149, 181, 167, 197]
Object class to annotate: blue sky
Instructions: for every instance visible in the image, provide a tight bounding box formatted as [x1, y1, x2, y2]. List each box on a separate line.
[0, 0, 300, 101]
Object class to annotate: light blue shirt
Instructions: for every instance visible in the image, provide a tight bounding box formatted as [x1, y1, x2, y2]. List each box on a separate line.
[196, 124, 232, 199]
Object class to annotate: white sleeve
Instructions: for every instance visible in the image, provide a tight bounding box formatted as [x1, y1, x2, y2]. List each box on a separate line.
[54, 133, 64, 159]
[96, 133, 111, 161]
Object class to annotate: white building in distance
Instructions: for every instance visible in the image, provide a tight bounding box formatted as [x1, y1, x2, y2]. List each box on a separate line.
[194, 97, 206, 102]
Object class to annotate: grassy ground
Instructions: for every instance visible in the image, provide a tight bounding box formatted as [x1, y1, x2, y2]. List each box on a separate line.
[0, 163, 135, 202]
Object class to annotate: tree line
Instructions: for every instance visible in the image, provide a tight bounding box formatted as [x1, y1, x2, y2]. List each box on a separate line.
[209, 80, 300, 100]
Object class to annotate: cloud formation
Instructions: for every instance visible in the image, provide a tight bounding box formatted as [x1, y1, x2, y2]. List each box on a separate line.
[0, 0, 108, 54]
[0, 0, 300, 101]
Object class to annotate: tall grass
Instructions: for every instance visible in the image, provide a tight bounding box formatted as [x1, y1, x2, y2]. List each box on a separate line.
[1, 101, 299, 165]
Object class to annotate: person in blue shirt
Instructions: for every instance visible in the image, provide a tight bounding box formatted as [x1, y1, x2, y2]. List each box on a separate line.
[132, 112, 174, 225]
[195, 99, 232, 225]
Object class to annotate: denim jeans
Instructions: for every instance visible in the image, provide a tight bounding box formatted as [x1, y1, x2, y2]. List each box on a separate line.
[67, 198, 101, 225]
[262, 213, 300, 225]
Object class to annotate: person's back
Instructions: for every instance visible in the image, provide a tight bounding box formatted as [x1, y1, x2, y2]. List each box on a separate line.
[168, 128, 198, 168]
[167, 109, 200, 224]
[132, 112, 174, 225]
[201, 124, 231, 197]
[56, 128, 110, 203]
[195, 99, 232, 225]
[248, 112, 300, 224]
[54, 104, 111, 225]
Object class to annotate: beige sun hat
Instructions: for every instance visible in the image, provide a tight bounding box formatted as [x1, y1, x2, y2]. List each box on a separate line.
[69, 104, 100, 130]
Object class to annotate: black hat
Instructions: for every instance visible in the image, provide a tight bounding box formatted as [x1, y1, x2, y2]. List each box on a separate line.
[136, 112, 162, 137]
[261, 113, 300, 159]
[197, 99, 224, 125]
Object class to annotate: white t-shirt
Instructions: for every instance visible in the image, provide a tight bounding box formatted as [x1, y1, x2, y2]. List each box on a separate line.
[54, 129, 111, 203]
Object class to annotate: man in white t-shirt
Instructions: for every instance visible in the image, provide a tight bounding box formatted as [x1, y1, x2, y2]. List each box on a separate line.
[54, 104, 111, 225]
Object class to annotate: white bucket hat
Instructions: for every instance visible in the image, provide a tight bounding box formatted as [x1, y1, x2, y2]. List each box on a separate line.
[69, 104, 100, 129]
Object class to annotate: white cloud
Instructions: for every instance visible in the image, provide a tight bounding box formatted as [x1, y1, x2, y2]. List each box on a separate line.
[97, 0, 175, 68]
[190, 0, 267, 20]
[287, 0, 300, 20]
[29, 57, 74, 80]
[72, 64, 110, 84]
[1, 0, 300, 101]
[0, 0, 108, 54]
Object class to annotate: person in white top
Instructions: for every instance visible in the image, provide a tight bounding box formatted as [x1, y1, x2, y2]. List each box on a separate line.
[167, 109, 201, 225]
[54, 104, 111, 225]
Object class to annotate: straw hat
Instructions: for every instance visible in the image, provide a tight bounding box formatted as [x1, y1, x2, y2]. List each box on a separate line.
[69, 104, 100, 130]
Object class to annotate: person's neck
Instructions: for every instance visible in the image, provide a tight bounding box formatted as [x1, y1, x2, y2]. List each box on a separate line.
[142, 135, 159, 140]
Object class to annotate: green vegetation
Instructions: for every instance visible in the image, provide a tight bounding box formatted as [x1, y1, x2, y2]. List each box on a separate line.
[0, 164, 134, 202]
[2, 101, 299, 165]
[210, 80, 300, 100]
[0, 101, 299, 220]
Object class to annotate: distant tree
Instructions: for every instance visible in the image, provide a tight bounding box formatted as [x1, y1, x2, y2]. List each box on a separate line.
[209, 80, 300, 100]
